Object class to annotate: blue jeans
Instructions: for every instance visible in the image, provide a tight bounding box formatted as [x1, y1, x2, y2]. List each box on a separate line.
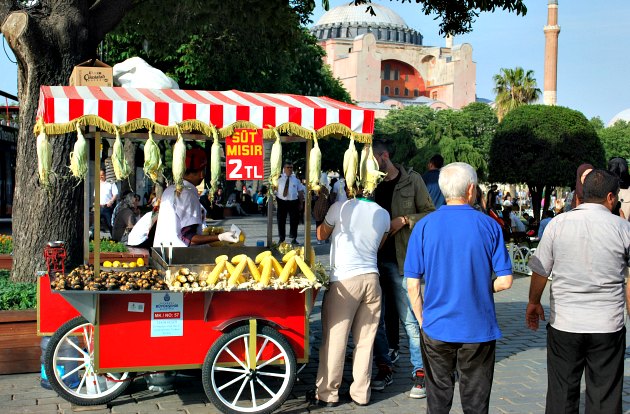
[374, 260, 423, 375]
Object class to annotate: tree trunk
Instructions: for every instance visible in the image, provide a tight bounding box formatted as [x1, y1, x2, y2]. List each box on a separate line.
[1, 2, 133, 282]
[528, 183, 542, 222]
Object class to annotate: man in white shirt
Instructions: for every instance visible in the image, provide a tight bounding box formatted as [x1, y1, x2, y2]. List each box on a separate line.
[99, 168, 118, 233]
[309, 192, 390, 407]
[527, 169, 630, 413]
[331, 177, 347, 203]
[275, 161, 304, 244]
[153, 148, 237, 247]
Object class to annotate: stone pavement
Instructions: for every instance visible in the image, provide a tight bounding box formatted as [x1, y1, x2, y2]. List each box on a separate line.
[1, 214, 629, 413]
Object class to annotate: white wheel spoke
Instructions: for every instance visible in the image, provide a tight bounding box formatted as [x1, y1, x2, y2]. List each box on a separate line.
[57, 356, 84, 362]
[215, 366, 248, 374]
[217, 373, 247, 392]
[256, 371, 286, 378]
[61, 361, 87, 381]
[256, 352, 285, 370]
[75, 370, 87, 394]
[249, 379, 257, 408]
[223, 347, 248, 371]
[65, 337, 86, 356]
[256, 377, 276, 397]
[255, 338, 269, 362]
[231, 376, 249, 406]
[94, 374, 102, 394]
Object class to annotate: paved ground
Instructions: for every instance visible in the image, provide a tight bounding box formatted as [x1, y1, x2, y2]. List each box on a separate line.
[1, 214, 630, 413]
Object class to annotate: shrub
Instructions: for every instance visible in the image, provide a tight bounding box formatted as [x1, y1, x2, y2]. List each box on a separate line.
[0, 235, 12, 255]
[0, 271, 36, 310]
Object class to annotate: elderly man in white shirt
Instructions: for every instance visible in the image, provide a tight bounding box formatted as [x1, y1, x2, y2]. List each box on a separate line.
[275, 161, 304, 244]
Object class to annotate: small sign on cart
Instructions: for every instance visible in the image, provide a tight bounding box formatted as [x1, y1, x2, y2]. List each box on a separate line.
[225, 128, 264, 180]
[151, 292, 183, 337]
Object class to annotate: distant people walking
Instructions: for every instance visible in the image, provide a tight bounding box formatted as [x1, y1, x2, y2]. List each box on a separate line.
[537, 209, 554, 239]
[527, 169, 630, 414]
[570, 163, 594, 209]
[422, 154, 446, 209]
[371, 139, 435, 399]
[405, 162, 513, 414]
[310, 191, 390, 407]
[608, 157, 630, 219]
[98, 168, 118, 234]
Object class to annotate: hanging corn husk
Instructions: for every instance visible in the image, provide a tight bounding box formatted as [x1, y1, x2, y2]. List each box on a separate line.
[36, 128, 52, 188]
[269, 128, 282, 190]
[69, 122, 88, 180]
[143, 130, 163, 183]
[363, 144, 386, 196]
[209, 126, 221, 201]
[111, 129, 131, 181]
[358, 143, 369, 188]
[343, 137, 358, 197]
[308, 131, 322, 193]
[172, 128, 186, 195]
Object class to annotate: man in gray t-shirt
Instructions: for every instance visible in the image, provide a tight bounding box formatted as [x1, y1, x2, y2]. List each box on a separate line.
[527, 169, 630, 414]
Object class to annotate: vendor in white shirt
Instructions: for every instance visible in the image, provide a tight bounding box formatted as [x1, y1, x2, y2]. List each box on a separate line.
[153, 148, 238, 247]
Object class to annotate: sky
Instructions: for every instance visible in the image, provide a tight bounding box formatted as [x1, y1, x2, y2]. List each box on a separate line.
[1, 0, 628, 123]
[310, 0, 630, 124]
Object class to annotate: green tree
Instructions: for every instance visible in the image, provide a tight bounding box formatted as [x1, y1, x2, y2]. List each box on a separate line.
[492, 67, 541, 121]
[489, 105, 605, 221]
[598, 120, 630, 162]
[0, 0, 528, 281]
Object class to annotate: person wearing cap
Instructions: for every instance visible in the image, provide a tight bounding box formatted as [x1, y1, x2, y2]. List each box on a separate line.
[153, 148, 238, 247]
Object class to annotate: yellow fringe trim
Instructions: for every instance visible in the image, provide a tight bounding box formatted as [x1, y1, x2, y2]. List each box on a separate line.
[35, 116, 372, 143]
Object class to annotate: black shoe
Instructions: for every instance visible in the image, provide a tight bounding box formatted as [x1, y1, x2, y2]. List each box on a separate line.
[371, 364, 393, 390]
[291, 239, 300, 245]
[340, 391, 368, 406]
[306, 389, 341, 407]
[388, 348, 400, 364]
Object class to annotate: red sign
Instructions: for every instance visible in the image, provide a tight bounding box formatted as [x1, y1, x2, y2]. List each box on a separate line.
[225, 128, 264, 180]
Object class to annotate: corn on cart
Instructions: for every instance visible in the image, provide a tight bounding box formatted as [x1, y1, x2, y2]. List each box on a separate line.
[35, 86, 374, 414]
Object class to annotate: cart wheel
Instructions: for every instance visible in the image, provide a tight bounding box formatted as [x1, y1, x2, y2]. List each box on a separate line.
[202, 324, 297, 414]
[44, 316, 133, 405]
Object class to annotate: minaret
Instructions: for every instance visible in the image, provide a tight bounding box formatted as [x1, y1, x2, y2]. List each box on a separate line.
[543, 0, 560, 105]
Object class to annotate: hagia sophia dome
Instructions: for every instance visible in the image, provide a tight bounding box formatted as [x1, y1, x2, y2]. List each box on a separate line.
[608, 108, 630, 126]
[310, 4, 423, 46]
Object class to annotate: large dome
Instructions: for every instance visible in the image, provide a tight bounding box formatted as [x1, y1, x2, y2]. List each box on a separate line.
[310, 4, 422, 45]
[315, 4, 408, 28]
[608, 108, 630, 126]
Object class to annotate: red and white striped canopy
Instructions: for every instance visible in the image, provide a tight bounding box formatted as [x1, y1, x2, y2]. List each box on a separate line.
[37, 86, 374, 135]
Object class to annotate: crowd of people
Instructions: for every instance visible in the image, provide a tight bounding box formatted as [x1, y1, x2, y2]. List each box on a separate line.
[96, 144, 630, 413]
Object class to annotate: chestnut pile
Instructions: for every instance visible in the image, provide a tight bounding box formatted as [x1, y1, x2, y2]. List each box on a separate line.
[51, 264, 167, 291]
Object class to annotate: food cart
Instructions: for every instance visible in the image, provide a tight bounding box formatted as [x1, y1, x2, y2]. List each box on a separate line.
[35, 86, 374, 413]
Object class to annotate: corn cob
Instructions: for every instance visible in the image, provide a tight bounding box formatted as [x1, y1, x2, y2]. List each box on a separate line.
[215, 255, 229, 264]
[282, 250, 297, 263]
[270, 256, 284, 277]
[269, 128, 282, 190]
[111, 129, 131, 181]
[231, 254, 247, 265]
[228, 260, 248, 286]
[278, 256, 297, 283]
[343, 137, 358, 197]
[206, 261, 225, 285]
[259, 256, 273, 286]
[308, 131, 322, 193]
[295, 256, 317, 282]
[69, 123, 88, 180]
[172, 129, 186, 195]
[37, 129, 52, 188]
[143, 130, 163, 183]
[358, 144, 369, 189]
[210, 127, 221, 201]
[246, 258, 261, 282]
[255, 250, 272, 264]
[363, 144, 386, 196]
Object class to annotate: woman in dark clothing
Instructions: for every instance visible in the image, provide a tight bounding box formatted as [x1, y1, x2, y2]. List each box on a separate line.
[112, 192, 140, 243]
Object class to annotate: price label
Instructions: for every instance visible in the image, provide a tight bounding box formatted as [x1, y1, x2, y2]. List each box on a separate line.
[225, 128, 264, 180]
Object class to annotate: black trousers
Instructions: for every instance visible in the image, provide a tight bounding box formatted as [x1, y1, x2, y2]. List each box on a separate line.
[420, 330, 495, 414]
[276, 198, 299, 242]
[546, 324, 624, 414]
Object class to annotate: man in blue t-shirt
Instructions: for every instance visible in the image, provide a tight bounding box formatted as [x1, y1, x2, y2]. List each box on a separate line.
[405, 162, 513, 414]
[422, 154, 446, 209]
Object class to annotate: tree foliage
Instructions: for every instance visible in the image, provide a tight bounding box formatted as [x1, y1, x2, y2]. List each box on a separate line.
[489, 105, 605, 219]
[493, 67, 541, 121]
[374, 104, 495, 178]
[597, 120, 630, 162]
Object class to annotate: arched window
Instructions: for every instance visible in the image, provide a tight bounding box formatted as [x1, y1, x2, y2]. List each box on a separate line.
[394, 87, 400, 96]
[404, 88, 409, 97]
[384, 86, 390, 95]
[414, 89, 419, 97]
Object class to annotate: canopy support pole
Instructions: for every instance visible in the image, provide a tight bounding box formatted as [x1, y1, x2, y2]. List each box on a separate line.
[93, 131, 101, 277]
[304, 139, 312, 261]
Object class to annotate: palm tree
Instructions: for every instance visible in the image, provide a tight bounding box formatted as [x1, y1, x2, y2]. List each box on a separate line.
[493, 67, 542, 121]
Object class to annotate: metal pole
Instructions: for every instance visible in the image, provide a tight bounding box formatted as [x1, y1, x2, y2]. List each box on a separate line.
[93, 131, 101, 276]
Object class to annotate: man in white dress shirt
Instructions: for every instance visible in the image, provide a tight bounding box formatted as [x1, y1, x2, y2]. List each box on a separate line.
[276, 161, 304, 244]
